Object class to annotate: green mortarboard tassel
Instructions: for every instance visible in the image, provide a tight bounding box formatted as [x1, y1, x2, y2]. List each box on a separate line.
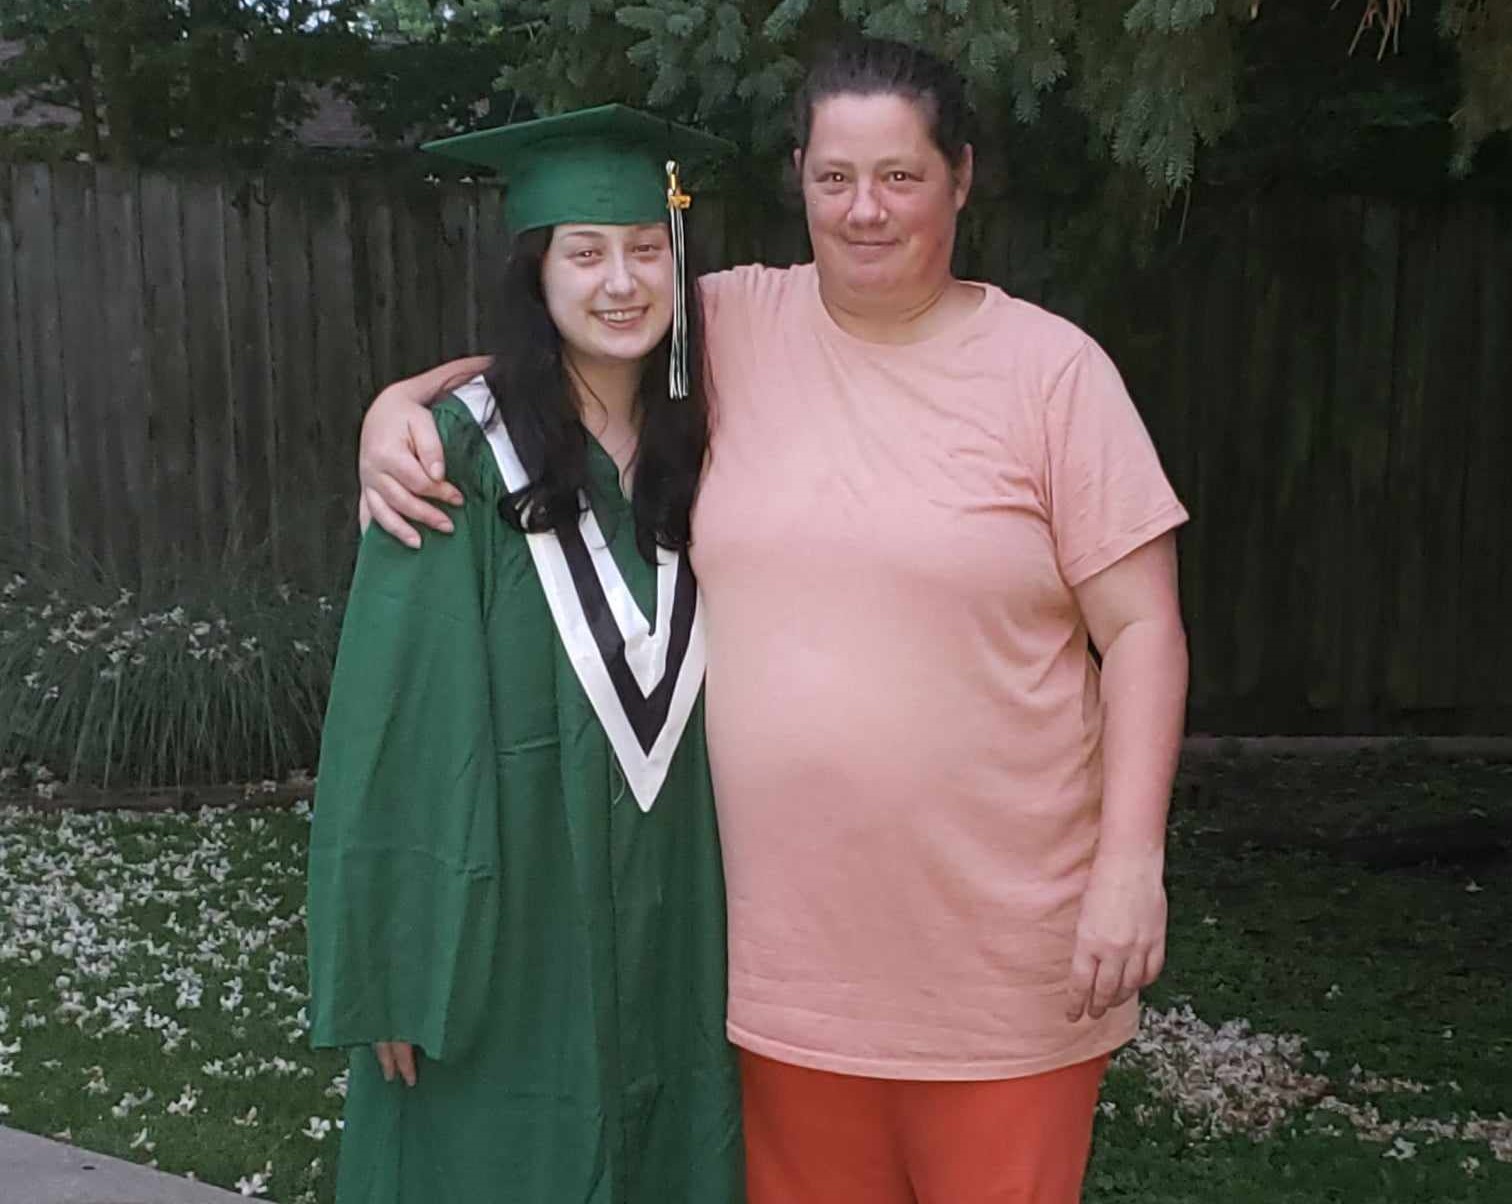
[666, 160, 691, 400]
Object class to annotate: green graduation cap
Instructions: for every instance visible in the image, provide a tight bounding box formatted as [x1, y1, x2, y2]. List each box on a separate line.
[421, 103, 733, 235]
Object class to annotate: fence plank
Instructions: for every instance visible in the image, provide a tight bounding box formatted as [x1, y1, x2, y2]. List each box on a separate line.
[0, 166, 28, 560]
[357, 185, 398, 394]
[265, 182, 320, 580]
[91, 168, 149, 583]
[1345, 200, 1401, 719]
[393, 185, 443, 376]
[50, 165, 110, 574]
[180, 174, 237, 566]
[474, 186, 508, 354]
[137, 174, 196, 593]
[308, 177, 362, 575]
[1187, 228, 1248, 717]
[1415, 206, 1477, 711]
[1304, 198, 1364, 715]
[10, 164, 70, 557]
[221, 176, 275, 571]
[436, 189, 474, 363]
[1481, 213, 1512, 709]
[1229, 202, 1282, 707]
[1385, 204, 1434, 711]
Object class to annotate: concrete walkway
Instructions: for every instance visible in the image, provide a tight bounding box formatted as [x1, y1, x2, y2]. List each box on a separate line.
[0, 1127, 248, 1204]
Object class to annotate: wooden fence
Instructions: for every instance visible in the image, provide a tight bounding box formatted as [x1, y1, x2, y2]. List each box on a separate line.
[1088, 199, 1512, 734]
[1, 161, 1508, 732]
[0, 161, 516, 594]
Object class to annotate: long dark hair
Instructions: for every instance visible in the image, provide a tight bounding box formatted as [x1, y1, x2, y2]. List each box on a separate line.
[478, 224, 710, 564]
[793, 36, 973, 167]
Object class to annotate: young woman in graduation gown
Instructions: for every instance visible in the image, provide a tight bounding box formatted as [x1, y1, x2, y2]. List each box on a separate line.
[305, 107, 744, 1204]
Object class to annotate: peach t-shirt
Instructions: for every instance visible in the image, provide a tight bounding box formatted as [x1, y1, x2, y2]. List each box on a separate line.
[692, 263, 1188, 1080]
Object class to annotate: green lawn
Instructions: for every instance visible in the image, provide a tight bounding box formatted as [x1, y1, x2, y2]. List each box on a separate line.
[1, 752, 1508, 1202]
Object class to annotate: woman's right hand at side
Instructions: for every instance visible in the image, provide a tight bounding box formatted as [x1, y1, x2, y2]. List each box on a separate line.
[358, 357, 491, 547]
[374, 1041, 418, 1087]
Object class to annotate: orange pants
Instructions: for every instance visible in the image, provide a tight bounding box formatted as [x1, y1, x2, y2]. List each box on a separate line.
[739, 1049, 1109, 1204]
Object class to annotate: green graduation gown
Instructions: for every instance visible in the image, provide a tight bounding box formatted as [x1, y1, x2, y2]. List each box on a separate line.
[307, 389, 743, 1204]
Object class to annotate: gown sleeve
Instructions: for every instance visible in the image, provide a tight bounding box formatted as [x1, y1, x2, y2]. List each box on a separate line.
[307, 404, 501, 1064]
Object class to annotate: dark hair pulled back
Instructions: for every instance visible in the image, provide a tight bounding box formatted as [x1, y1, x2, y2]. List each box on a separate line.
[792, 36, 973, 166]
[477, 225, 710, 565]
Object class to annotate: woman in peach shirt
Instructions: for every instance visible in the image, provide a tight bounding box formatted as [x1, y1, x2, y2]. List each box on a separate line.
[356, 37, 1188, 1204]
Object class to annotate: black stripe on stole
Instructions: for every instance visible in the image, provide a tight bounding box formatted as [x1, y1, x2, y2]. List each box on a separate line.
[557, 524, 698, 753]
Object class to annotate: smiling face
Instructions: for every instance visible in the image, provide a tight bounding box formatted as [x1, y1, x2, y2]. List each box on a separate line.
[798, 92, 972, 316]
[540, 222, 675, 372]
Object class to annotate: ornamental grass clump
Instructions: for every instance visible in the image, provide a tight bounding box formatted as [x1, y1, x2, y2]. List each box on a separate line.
[0, 568, 341, 789]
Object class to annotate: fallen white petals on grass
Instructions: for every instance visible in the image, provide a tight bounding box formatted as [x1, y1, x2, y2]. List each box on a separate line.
[235, 1161, 274, 1197]
[0, 805, 338, 1197]
[1383, 1135, 1418, 1160]
[166, 1084, 199, 1116]
[110, 1089, 154, 1119]
[1124, 1005, 1512, 1162]
[1120, 1004, 1332, 1138]
[301, 1116, 333, 1141]
[0, 809, 309, 1053]
[1314, 1096, 1512, 1164]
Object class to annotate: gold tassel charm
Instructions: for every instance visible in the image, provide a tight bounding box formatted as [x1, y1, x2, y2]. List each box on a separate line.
[666, 160, 691, 400]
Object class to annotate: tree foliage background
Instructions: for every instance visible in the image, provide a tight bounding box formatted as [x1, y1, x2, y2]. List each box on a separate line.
[0, 2, 1508, 222]
[493, 0, 1510, 187]
[0, 1, 519, 162]
[0, 1, 366, 161]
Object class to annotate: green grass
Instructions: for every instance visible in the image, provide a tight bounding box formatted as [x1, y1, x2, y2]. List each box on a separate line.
[1085, 753, 1512, 1202]
[0, 802, 342, 1201]
[0, 753, 1508, 1201]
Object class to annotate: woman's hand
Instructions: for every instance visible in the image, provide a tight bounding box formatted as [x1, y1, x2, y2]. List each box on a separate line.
[374, 1040, 418, 1087]
[358, 357, 491, 547]
[1065, 848, 1167, 1022]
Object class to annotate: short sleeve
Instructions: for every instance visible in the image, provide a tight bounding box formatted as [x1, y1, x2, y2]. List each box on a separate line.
[1045, 338, 1189, 587]
[696, 267, 752, 336]
[695, 270, 727, 326]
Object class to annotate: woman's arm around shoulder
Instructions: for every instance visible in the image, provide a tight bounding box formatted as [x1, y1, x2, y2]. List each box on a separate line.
[358, 356, 493, 546]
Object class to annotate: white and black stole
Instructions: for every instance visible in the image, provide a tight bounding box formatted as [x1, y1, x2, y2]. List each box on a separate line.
[456, 379, 706, 812]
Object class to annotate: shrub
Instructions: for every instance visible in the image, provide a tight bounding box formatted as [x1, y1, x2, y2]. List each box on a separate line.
[0, 568, 342, 789]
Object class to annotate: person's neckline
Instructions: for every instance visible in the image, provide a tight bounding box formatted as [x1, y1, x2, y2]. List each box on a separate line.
[806, 264, 998, 352]
[583, 427, 635, 502]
